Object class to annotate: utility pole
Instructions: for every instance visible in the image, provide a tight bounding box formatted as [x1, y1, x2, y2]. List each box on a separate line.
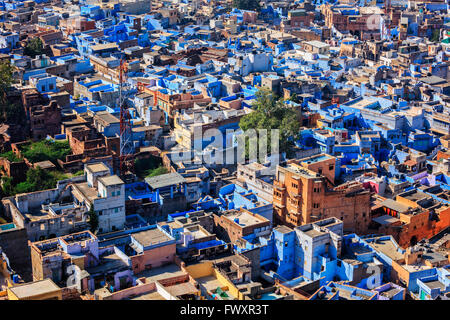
[119, 59, 134, 177]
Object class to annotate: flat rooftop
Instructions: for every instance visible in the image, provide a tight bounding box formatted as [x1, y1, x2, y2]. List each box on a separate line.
[302, 228, 326, 238]
[86, 253, 128, 275]
[132, 228, 172, 248]
[285, 163, 317, 178]
[379, 199, 410, 214]
[300, 154, 333, 164]
[421, 280, 445, 290]
[196, 275, 226, 292]
[136, 264, 185, 283]
[86, 162, 110, 173]
[145, 172, 186, 189]
[165, 281, 198, 297]
[274, 225, 293, 234]
[367, 238, 404, 261]
[74, 182, 99, 202]
[379, 286, 403, 299]
[98, 175, 124, 187]
[398, 190, 428, 203]
[184, 226, 210, 239]
[95, 111, 119, 124]
[372, 214, 401, 226]
[225, 210, 266, 227]
[9, 279, 60, 299]
[91, 43, 119, 51]
[129, 291, 165, 300]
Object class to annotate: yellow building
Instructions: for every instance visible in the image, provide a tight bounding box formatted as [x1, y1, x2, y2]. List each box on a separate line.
[7, 279, 62, 300]
[184, 261, 245, 300]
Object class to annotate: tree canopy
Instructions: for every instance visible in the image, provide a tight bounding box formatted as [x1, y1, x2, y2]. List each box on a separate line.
[21, 140, 71, 164]
[134, 156, 164, 179]
[0, 61, 13, 100]
[88, 205, 99, 233]
[1, 167, 68, 196]
[24, 38, 44, 58]
[0, 151, 22, 162]
[232, 0, 261, 11]
[146, 166, 168, 178]
[0, 61, 24, 124]
[239, 88, 301, 160]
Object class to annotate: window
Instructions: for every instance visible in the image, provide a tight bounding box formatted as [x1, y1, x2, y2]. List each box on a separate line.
[49, 84, 54, 90]
[98, 210, 103, 216]
[318, 168, 323, 175]
[117, 190, 120, 196]
[115, 208, 119, 213]
[111, 191, 115, 197]
[313, 203, 320, 208]
[329, 165, 334, 170]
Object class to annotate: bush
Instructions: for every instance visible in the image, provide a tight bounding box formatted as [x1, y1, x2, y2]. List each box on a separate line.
[134, 156, 162, 179]
[146, 166, 168, 178]
[21, 140, 71, 164]
[1, 167, 68, 196]
[24, 38, 44, 58]
[1, 176, 14, 196]
[73, 170, 84, 176]
[88, 205, 98, 232]
[232, 0, 260, 11]
[239, 88, 300, 159]
[0, 151, 22, 162]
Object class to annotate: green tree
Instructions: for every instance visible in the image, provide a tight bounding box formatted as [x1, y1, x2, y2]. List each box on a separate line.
[1, 166, 68, 196]
[24, 38, 44, 58]
[1, 176, 14, 197]
[0, 61, 23, 124]
[73, 170, 84, 176]
[0, 151, 22, 162]
[87, 205, 99, 233]
[239, 89, 301, 160]
[146, 166, 168, 178]
[289, 93, 300, 104]
[232, 0, 261, 11]
[21, 140, 71, 164]
[431, 29, 440, 43]
[0, 61, 13, 101]
[134, 156, 163, 179]
[13, 167, 67, 195]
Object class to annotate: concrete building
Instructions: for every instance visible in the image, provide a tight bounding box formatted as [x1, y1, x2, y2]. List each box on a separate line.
[213, 209, 271, 243]
[273, 154, 371, 233]
[30, 230, 134, 294]
[72, 163, 126, 233]
[7, 279, 62, 300]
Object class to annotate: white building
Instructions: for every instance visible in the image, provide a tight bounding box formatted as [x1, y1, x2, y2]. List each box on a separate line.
[72, 163, 126, 233]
